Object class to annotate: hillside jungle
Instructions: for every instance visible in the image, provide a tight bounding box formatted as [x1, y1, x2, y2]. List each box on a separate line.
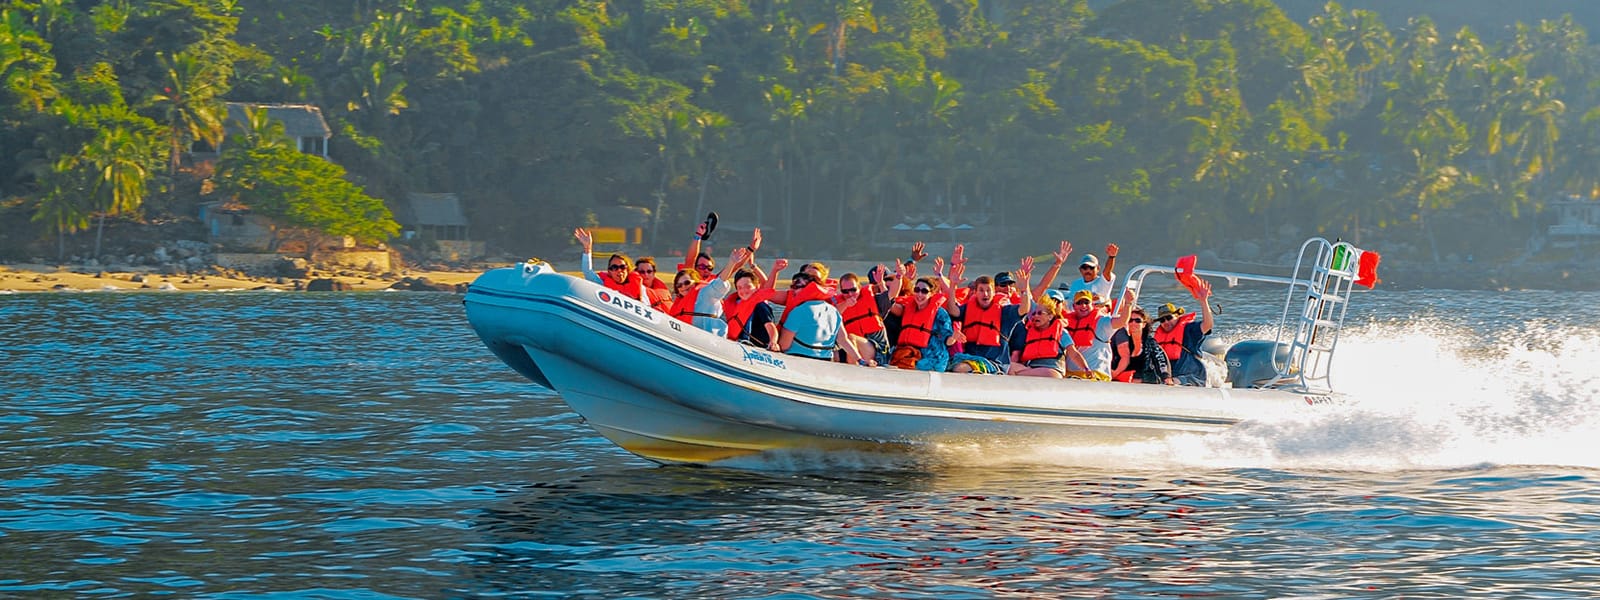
[2, 0, 1600, 279]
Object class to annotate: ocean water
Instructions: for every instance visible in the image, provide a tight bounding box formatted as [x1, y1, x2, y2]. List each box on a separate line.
[3, 288, 1599, 598]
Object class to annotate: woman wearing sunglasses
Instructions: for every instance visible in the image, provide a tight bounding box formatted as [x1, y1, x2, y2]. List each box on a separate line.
[1007, 295, 1090, 378]
[574, 227, 649, 304]
[886, 258, 956, 371]
[666, 247, 750, 337]
[1110, 306, 1175, 384]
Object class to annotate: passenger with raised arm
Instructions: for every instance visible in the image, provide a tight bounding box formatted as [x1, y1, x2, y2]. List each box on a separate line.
[943, 256, 1034, 374]
[834, 272, 890, 365]
[575, 228, 649, 303]
[771, 261, 835, 327]
[887, 259, 955, 371]
[1111, 305, 1175, 385]
[1152, 279, 1216, 386]
[724, 257, 786, 350]
[667, 247, 749, 337]
[1061, 289, 1129, 381]
[1007, 295, 1088, 378]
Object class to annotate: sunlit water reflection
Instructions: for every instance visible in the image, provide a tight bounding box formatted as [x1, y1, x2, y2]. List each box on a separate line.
[2, 289, 1598, 597]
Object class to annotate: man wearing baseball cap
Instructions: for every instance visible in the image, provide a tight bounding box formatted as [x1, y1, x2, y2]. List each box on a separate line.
[1041, 242, 1120, 310]
[1066, 243, 1119, 305]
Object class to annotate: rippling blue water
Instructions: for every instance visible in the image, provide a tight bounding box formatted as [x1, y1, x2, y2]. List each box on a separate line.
[4, 289, 1599, 598]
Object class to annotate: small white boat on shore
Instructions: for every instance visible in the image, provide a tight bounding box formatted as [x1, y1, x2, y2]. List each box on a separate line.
[463, 238, 1372, 464]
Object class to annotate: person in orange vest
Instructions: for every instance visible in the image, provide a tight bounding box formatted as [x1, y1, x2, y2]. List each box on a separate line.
[724, 257, 786, 350]
[633, 256, 672, 311]
[886, 259, 955, 371]
[833, 272, 890, 365]
[943, 256, 1034, 374]
[667, 247, 750, 337]
[1006, 295, 1090, 378]
[574, 228, 649, 304]
[1151, 279, 1215, 386]
[1061, 289, 1131, 380]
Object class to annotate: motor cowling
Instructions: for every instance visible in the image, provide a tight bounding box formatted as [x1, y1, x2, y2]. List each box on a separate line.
[1222, 340, 1290, 389]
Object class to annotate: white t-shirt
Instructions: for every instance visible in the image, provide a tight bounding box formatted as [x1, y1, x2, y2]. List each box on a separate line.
[1082, 315, 1116, 374]
[1067, 274, 1115, 303]
[690, 278, 732, 336]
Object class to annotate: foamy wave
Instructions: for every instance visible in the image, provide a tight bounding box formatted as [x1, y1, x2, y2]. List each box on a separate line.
[993, 323, 1600, 472]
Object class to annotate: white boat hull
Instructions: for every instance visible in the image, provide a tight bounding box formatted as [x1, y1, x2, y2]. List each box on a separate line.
[463, 263, 1326, 464]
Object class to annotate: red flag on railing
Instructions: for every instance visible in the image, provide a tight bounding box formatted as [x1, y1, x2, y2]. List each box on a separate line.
[1174, 255, 1201, 298]
[1355, 250, 1381, 288]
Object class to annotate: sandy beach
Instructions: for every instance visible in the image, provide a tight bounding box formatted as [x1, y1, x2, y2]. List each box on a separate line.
[0, 263, 486, 293]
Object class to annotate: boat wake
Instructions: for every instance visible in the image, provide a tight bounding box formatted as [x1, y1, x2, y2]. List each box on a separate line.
[995, 322, 1600, 472]
[718, 323, 1600, 473]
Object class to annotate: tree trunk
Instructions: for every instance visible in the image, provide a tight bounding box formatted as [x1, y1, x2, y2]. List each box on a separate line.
[94, 214, 106, 260]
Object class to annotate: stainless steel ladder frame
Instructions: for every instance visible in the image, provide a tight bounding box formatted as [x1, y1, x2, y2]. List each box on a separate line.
[1115, 237, 1353, 393]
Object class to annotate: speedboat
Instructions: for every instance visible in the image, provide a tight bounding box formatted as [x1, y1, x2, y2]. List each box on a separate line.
[463, 238, 1374, 464]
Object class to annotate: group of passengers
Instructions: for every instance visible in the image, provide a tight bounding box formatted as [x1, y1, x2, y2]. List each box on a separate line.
[574, 221, 1215, 386]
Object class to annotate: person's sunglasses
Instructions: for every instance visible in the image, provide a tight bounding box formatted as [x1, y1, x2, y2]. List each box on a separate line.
[607, 264, 628, 271]
[1129, 318, 1144, 324]
[839, 287, 858, 294]
[1157, 316, 1173, 323]
[913, 287, 932, 294]
[675, 281, 692, 288]
[1079, 265, 1096, 271]
[696, 263, 714, 271]
[637, 267, 655, 274]
[1075, 300, 1090, 306]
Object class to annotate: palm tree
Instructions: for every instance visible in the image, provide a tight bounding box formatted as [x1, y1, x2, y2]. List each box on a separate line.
[0, 10, 58, 112]
[150, 51, 229, 174]
[79, 126, 155, 258]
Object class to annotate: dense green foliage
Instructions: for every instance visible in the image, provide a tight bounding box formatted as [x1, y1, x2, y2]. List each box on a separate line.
[2, 0, 1598, 263]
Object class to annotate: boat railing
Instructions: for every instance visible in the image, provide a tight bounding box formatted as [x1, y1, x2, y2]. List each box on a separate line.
[1117, 237, 1361, 394]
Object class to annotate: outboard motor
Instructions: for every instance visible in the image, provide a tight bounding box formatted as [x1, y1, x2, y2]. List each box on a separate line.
[1222, 340, 1291, 389]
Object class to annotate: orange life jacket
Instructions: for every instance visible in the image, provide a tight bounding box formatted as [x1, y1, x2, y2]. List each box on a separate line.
[600, 272, 646, 302]
[837, 294, 885, 336]
[722, 288, 775, 340]
[960, 297, 1004, 347]
[1065, 311, 1100, 348]
[778, 282, 833, 326]
[668, 283, 719, 324]
[644, 285, 672, 311]
[895, 295, 943, 348]
[1020, 319, 1065, 362]
[1153, 312, 1199, 362]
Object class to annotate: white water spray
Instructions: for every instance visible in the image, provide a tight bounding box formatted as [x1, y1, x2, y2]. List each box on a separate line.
[1003, 322, 1600, 472]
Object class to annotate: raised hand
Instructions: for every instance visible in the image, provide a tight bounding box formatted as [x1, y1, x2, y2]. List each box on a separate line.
[773, 257, 790, 272]
[750, 228, 762, 253]
[911, 241, 928, 262]
[1192, 278, 1212, 301]
[1052, 240, 1073, 265]
[1017, 256, 1035, 281]
[730, 247, 750, 265]
[1105, 242, 1119, 258]
[574, 228, 593, 252]
[933, 256, 946, 277]
[695, 221, 709, 238]
[951, 244, 966, 266]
